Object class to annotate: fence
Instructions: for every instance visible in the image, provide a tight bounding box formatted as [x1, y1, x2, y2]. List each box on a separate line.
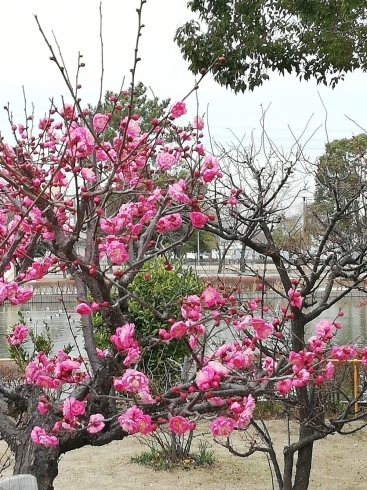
[0, 475, 38, 490]
[27, 279, 77, 304]
[325, 359, 367, 414]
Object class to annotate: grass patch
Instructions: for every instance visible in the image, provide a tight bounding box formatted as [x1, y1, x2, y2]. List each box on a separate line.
[254, 400, 284, 418]
[131, 440, 215, 471]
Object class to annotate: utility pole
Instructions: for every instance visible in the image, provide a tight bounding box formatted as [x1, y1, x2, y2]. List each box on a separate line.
[197, 231, 200, 265]
[302, 197, 307, 253]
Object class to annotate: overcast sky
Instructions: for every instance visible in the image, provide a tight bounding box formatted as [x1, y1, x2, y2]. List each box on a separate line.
[1, 0, 366, 166]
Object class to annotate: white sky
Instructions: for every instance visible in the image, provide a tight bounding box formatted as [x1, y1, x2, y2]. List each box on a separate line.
[1, 0, 366, 167]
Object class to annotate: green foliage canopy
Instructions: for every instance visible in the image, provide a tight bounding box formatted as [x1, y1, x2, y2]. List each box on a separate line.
[93, 81, 170, 141]
[93, 258, 204, 387]
[311, 133, 367, 245]
[175, 0, 367, 92]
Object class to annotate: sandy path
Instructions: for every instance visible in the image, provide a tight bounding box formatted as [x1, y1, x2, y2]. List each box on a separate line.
[0, 419, 366, 489]
[50, 420, 367, 490]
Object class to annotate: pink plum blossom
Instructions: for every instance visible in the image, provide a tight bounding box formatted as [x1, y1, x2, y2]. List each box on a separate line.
[190, 212, 208, 229]
[192, 116, 204, 130]
[120, 117, 141, 138]
[201, 154, 220, 183]
[37, 398, 49, 415]
[288, 289, 303, 309]
[110, 323, 135, 350]
[315, 320, 334, 340]
[262, 356, 275, 375]
[76, 303, 92, 316]
[181, 295, 201, 321]
[169, 321, 188, 339]
[201, 287, 222, 308]
[225, 348, 254, 370]
[63, 398, 85, 419]
[87, 414, 105, 434]
[196, 361, 228, 390]
[105, 240, 128, 264]
[276, 378, 292, 395]
[325, 361, 335, 380]
[169, 416, 192, 435]
[234, 395, 255, 429]
[208, 397, 225, 406]
[170, 101, 187, 119]
[292, 368, 311, 387]
[31, 427, 58, 447]
[331, 345, 357, 361]
[195, 366, 217, 390]
[68, 126, 94, 158]
[234, 315, 251, 331]
[93, 113, 109, 132]
[81, 167, 97, 182]
[156, 151, 177, 170]
[123, 346, 141, 366]
[210, 416, 235, 436]
[156, 214, 183, 233]
[248, 299, 258, 311]
[96, 348, 109, 358]
[168, 179, 189, 203]
[114, 369, 149, 394]
[118, 405, 153, 435]
[251, 317, 274, 340]
[6, 324, 29, 345]
[60, 103, 76, 120]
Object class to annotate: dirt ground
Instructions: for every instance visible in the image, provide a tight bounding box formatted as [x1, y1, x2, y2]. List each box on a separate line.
[1, 419, 367, 489]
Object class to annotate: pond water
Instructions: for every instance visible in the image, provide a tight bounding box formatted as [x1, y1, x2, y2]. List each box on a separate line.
[0, 302, 81, 358]
[0, 294, 366, 359]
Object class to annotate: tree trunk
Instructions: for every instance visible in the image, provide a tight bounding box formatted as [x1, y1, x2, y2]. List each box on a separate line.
[289, 316, 315, 490]
[292, 434, 313, 490]
[13, 438, 59, 490]
[239, 243, 246, 272]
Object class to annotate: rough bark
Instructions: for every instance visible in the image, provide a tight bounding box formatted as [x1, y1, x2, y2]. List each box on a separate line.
[292, 431, 314, 490]
[13, 440, 59, 490]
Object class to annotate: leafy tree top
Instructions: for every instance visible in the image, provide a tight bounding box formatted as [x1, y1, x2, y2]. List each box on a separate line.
[314, 133, 367, 204]
[91, 82, 170, 142]
[175, 0, 367, 92]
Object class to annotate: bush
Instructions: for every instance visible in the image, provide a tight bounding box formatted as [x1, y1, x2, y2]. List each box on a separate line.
[128, 258, 204, 387]
[93, 258, 204, 387]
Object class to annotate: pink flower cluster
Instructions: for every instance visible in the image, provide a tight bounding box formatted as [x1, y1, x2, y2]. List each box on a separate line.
[210, 394, 255, 436]
[118, 405, 154, 435]
[195, 361, 228, 390]
[287, 288, 303, 309]
[170, 101, 187, 119]
[156, 213, 183, 233]
[31, 427, 58, 447]
[201, 155, 221, 183]
[76, 302, 100, 316]
[67, 125, 95, 159]
[99, 239, 129, 265]
[6, 324, 29, 346]
[215, 343, 255, 370]
[275, 319, 353, 395]
[169, 416, 195, 435]
[114, 369, 152, 403]
[33, 396, 105, 446]
[0, 281, 33, 305]
[158, 287, 224, 342]
[250, 317, 274, 340]
[26, 350, 87, 389]
[110, 323, 141, 366]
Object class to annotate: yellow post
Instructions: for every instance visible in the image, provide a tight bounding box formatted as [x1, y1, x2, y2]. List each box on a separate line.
[353, 360, 359, 414]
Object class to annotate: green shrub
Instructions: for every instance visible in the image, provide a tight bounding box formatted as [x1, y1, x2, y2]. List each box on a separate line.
[92, 258, 204, 387]
[127, 258, 204, 387]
